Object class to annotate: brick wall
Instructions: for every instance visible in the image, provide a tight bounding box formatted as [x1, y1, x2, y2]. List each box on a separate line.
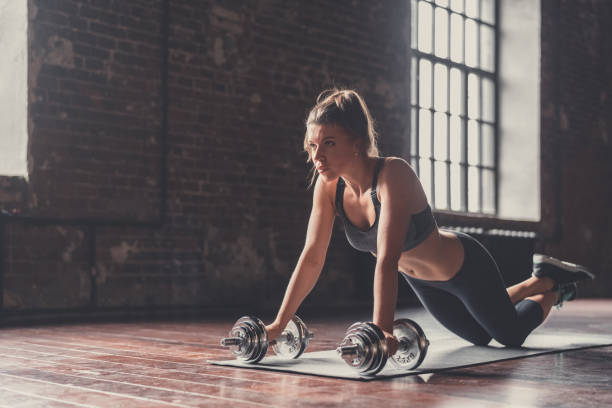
[28, 0, 164, 220]
[539, 0, 612, 297]
[0, 0, 610, 320]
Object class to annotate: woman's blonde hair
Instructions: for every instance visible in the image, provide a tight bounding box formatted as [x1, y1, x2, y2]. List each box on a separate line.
[303, 88, 379, 188]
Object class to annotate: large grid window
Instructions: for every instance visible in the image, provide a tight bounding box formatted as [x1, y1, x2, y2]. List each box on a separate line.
[410, 0, 497, 214]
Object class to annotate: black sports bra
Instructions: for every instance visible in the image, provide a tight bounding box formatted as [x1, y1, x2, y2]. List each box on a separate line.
[335, 157, 437, 253]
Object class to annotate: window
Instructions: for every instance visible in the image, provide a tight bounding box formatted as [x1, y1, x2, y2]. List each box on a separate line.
[410, 0, 497, 214]
[0, 0, 28, 177]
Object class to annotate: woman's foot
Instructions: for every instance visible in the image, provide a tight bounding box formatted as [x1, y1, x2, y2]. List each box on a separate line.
[532, 254, 595, 287]
[554, 282, 577, 309]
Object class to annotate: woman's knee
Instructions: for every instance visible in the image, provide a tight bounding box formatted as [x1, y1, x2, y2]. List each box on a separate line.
[492, 332, 527, 348]
[462, 332, 492, 346]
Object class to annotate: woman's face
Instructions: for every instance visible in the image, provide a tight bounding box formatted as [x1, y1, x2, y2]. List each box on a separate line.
[307, 124, 359, 181]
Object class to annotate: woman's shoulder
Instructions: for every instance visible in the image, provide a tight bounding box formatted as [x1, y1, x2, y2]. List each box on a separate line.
[378, 156, 425, 210]
[314, 174, 340, 211]
[379, 156, 418, 182]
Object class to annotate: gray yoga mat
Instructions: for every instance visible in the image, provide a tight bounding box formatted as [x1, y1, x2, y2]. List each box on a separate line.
[210, 331, 612, 380]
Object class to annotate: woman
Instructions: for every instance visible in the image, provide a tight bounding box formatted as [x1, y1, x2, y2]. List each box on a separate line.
[265, 88, 594, 354]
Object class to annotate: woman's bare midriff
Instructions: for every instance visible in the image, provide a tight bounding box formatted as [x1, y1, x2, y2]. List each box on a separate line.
[372, 229, 465, 282]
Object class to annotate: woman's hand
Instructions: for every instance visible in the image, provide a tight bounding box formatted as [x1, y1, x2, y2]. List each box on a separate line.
[383, 330, 399, 357]
[265, 322, 284, 345]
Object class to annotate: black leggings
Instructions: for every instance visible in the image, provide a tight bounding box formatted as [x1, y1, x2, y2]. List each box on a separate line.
[402, 231, 543, 347]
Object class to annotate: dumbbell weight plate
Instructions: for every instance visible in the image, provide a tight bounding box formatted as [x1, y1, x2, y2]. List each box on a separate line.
[228, 316, 269, 363]
[337, 322, 388, 376]
[390, 318, 429, 370]
[271, 315, 311, 359]
[360, 322, 389, 376]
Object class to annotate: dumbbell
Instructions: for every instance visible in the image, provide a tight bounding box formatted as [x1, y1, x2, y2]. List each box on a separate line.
[336, 318, 429, 376]
[220, 315, 314, 363]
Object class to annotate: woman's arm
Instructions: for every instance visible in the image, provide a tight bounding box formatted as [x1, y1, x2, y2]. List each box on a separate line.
[373, 159, 419, 351]
[267, 175, 336, 337]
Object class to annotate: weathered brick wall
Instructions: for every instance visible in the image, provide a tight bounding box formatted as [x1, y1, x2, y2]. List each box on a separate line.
[539, 0, 612, 297]
[2, 223, 90, 310]
[1, 0, 610, 319]
[27, 0, 164, 220]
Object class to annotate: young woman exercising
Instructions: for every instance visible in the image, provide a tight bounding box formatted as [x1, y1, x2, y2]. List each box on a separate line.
[265, 88, 594, 354]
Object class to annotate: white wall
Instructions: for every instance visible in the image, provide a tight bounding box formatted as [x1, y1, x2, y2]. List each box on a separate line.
[0, 0, 28, 177]
[498, 0, 541, 221]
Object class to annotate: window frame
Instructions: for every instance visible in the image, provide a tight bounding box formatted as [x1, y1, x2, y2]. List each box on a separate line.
[409, 0, 500, 216]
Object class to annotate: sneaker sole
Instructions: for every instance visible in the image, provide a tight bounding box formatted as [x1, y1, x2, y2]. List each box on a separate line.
[533, 254, 595, 280]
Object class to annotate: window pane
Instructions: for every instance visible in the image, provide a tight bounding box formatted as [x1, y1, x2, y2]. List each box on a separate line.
[465, 0, 478, 18]
[450, 13, 463, 63]
[465, 19, 478, 68]
[468, 166, 480, 212]
[467, 119, 479, 165]
[411, 0, 418, 49]
[435, 161, 448, 209]
[419, 59, 432, 108]
[419, 109, 432, 158]
[450, 0, 463, 13]
[411, 57, 418, 105]
[482, 169, 495, 213]
[434, 7, 449, 58]
[434, 112, 448, 160]
[449, 115, 464, 163]
[419, 158, 432, 202]
[411, 108, 418, 156]
[482, 77, 495, 122]
[418, 1, 433, 53]
[434, 63, 448, 112]
[482, 123, 494, 167]
[450, 163, 463, 211]
[435, 0, 449, 7]
[481, 0, 495, 24]
[467, 73, 480, 119]
[449, 67, 464, 114]
[480, 24, 495, 72]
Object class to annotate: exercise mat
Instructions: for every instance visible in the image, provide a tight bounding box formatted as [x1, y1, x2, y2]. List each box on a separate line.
[210, 331, 612, 380]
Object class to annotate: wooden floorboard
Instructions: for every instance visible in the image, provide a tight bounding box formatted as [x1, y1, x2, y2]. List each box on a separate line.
[1, 299, 611, 407]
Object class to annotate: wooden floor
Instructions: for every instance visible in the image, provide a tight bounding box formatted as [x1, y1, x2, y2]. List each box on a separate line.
[0, 300, 611, 407]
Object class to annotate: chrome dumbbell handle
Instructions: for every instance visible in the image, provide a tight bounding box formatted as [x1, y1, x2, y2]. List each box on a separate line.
[337, 338, 410, 356]
[276, 327, 314, 343]
[220, 337, 243, 347]
[221, 330, 297, 347]
[336, 344, 360, 357]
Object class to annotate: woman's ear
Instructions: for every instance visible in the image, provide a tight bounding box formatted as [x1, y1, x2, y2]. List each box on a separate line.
[353, 140, 365, 156]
